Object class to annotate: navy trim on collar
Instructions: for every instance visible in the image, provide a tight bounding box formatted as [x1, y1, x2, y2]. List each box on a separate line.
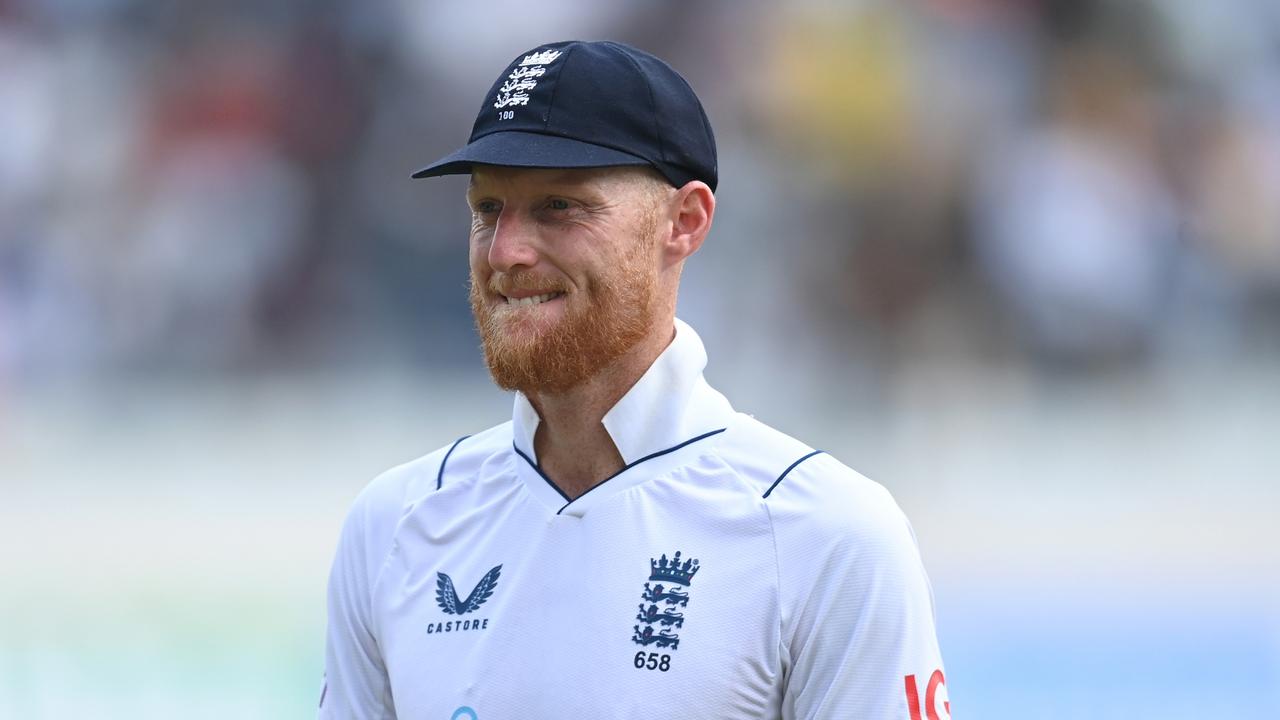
[511, 428, 727, 514]
[555, 427, 726, 514]
[512, 442, 572, 502]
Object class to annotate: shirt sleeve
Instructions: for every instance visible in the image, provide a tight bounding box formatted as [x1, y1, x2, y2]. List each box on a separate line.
[320, 476, 402, 720]
[769, 454, 949, 720]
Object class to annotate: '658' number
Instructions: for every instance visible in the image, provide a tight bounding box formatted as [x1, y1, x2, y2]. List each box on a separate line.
[633, 651, 671, 672]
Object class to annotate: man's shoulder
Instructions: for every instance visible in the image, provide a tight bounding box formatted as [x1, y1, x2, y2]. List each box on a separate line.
[715, 413, 903, 529]
[711, 412, 838, 492]
[346, 421, 513, 524]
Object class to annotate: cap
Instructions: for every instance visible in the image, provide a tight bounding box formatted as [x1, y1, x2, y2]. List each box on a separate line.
[411, 40, 718, 191]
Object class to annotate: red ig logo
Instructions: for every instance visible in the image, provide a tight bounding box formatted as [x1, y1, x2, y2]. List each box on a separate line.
[904, 669, 949, 720]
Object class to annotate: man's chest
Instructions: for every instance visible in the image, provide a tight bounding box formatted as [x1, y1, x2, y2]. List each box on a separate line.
[373, 489, 783, 719]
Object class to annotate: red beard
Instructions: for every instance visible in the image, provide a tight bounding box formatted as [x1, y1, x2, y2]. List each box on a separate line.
[470, 241, 656, 395]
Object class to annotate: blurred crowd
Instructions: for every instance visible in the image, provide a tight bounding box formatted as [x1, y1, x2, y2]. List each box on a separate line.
[2, 0, 1278, 386]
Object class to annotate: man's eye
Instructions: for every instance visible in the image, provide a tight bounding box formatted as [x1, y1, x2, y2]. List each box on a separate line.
[473, 200, 499, 214]
[547, 198, 570, 211]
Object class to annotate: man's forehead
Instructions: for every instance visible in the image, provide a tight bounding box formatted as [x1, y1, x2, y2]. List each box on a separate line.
[467, 165, 644, 191]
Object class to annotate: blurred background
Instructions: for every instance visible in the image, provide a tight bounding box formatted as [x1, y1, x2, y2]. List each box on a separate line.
[2, 0, 1277, 717]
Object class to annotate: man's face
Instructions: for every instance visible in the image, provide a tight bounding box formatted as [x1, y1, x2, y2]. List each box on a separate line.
[466, 166, 667, 394]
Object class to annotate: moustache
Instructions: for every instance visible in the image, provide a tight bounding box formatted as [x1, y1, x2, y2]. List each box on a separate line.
[487, 271, 569, 297]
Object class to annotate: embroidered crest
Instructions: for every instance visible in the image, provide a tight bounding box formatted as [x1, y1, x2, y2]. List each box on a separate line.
[494, 49, 562, 111]
[520, 49, 562, 66]
[631, 551, 698, 650]
[436, 564, 502, 615]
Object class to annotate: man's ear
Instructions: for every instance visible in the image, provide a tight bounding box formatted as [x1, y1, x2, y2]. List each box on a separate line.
[661, 180, 715, 267]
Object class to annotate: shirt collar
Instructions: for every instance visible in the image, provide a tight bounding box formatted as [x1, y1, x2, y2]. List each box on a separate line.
[511, 318, 733, 466]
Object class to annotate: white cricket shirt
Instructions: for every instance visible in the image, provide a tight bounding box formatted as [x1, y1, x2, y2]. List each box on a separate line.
[321, 319, 949, 720]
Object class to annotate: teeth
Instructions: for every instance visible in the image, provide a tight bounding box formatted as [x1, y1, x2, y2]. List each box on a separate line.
[506, 292, 561, 306]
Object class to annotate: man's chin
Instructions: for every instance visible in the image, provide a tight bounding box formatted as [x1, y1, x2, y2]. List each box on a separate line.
[480, 318, 624, 395]
[483, 344, 587, 395]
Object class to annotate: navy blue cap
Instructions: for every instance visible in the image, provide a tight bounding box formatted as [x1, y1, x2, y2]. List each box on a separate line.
[411, 40, 718, 191]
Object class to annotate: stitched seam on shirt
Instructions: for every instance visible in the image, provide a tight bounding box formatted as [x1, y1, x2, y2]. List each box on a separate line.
[763, 498, 788, 693]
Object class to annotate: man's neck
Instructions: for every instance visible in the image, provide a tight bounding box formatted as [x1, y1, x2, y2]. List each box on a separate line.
[527, 323, 676, 500]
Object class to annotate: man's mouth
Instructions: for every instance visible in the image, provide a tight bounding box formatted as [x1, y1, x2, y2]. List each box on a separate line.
[503, 292, 565, 307]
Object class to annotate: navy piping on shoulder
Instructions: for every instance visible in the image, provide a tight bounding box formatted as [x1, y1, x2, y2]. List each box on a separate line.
[762, 449, 825, 499]
[436, 435, 471, 491]
[512, 427, 727, 514]
[512, 443, 572, 502]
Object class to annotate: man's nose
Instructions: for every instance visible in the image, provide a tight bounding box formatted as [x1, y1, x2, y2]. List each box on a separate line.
[487, 208, 539, 272]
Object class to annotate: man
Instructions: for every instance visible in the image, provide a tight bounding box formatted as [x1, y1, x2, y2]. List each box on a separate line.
[321, 40, 948, 719]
